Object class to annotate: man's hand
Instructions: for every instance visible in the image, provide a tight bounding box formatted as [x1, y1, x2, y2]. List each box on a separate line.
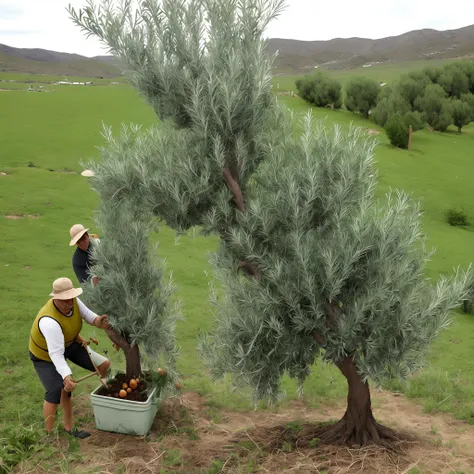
[94, 315, 110, 329]
[76, 335, 89, 348]
[63, 375, 77, 393]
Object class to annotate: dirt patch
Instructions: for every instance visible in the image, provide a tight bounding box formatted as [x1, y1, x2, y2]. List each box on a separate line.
[4, 214, 41, 220]
[0, 172, 7, 176]
[366, 128, 381, 135]
[21, 390, 474, 473]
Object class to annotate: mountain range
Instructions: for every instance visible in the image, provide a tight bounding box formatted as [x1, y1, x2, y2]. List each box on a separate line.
[1, 24, 473, 78]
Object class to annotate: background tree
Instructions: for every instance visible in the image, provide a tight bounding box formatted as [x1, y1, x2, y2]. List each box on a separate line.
[372, 89, 412, 127]
[385, 112, 418, 149]
[415, 84, 453, 131]
[451, 99, 472, 132]
[397, 75, 425, 108]
[71, 0, 473, 447]
[438, 68, 470, 99]
[344, 76, 380, 118]
[461, 92, 474, 116]
[296, 72, 342, 109]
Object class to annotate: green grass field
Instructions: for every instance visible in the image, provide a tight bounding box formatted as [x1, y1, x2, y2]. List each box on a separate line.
[1, 67, 474, 470]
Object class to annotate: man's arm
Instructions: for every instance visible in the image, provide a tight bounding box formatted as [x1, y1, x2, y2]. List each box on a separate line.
[38, 318, 73, 379]
[77, 298, 108, 328]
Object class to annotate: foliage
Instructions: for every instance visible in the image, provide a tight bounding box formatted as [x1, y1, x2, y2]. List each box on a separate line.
[397, 75, 426, 108]
[445, 208, 469, 227]
[451, 99, 472, 132]
[385, 113, 411, 149]
[296, 72, 342, 109]
[372, 90, 412, 127]
[438, 69, 470, 99]
[415, 84, 453, 131]
[201, 116, 472, 401]
[0, 424, 43, 473]
[344, 76, 380, 118]
[461, 92, 474, 116]
[69, 0, 285, 233]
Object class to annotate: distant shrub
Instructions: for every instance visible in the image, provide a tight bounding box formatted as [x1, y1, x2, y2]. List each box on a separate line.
[451, 99, 472, 132]
[385, 114, 410, 149]
[27, 161, 36, 168]
[372, 91, 411, 127]
[295, 72, 342, 109]
[445, 208, 469, 227]
[344, 76, 380, 118]
[415, 84, 453, 132]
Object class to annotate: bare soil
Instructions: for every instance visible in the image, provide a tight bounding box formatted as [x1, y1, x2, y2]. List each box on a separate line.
[17, 389, 474, 473]
[4, 214, 41, 220]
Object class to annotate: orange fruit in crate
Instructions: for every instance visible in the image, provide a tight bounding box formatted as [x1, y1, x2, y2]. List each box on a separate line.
[122, 383, 128, 390]
[127, 388, 132, 393]
[119, 389, 127, 398]
[129, 379, 138, 390]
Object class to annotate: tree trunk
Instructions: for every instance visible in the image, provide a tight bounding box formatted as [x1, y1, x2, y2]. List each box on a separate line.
[104, 326, 142, 378]
[318, 357, 397, 446]
[124, 344, 141, 379]
[458, 126, 462, 133]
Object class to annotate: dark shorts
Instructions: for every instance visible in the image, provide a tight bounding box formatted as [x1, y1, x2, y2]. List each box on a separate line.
[30, 341, 96, 404]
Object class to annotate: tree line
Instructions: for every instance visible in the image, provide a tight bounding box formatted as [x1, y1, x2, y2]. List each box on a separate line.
[296, 61, 474, 149]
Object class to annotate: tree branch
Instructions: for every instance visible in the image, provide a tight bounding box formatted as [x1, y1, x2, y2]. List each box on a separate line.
[311, 330, 324, 345]
[104, 325, 131, 352]
[238, 260, 262, 280]
[311, 300, 342, 346]
[223, 167, 246, 213]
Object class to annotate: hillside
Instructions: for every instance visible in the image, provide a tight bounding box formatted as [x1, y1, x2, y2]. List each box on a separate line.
[269, 24, 474, 73]
[0, 44, 122, 78]
[1, 23, 474, 77]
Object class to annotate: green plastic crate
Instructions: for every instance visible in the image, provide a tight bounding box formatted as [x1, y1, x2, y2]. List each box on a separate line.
[90, 386, 158, 435]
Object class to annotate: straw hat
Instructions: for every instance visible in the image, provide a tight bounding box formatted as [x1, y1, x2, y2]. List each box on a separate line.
[81, 169, 95, 177]
[69, 224, 89, 246]
[49, 277, 83, 300]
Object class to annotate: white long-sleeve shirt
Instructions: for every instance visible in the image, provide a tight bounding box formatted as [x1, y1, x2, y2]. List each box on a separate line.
[38, 298, 98, 379]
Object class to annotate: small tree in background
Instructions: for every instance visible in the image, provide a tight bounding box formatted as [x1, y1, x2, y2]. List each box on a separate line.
[385, 113, 411, 149]
[372, 90, 412, 127]
[461, 93, 474, 116]
[397, 75, 425, 108]
[415, 84, 453, 132]
[345, 76, 380, 118]
[451, 99, 472, 132]
[296, 72, 342, 109]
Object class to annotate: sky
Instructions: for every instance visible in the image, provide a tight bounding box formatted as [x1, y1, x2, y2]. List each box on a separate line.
[1, 0, 474, 57]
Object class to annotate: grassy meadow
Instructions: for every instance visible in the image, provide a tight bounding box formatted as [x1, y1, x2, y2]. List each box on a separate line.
[1, 63, 474, 469]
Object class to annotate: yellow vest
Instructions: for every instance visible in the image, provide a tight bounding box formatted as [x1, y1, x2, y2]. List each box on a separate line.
[29, 298, 82, 362]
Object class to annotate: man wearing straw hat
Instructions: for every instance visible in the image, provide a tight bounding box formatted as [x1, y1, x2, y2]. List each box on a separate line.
[69, 224, 100, 285]
[29, 277, 111, 438]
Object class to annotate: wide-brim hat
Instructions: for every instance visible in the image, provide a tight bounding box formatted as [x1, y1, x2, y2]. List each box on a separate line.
[49, 277, 83, 300]
[81, 169, 95, 177]
[69, 224, 89, 246]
